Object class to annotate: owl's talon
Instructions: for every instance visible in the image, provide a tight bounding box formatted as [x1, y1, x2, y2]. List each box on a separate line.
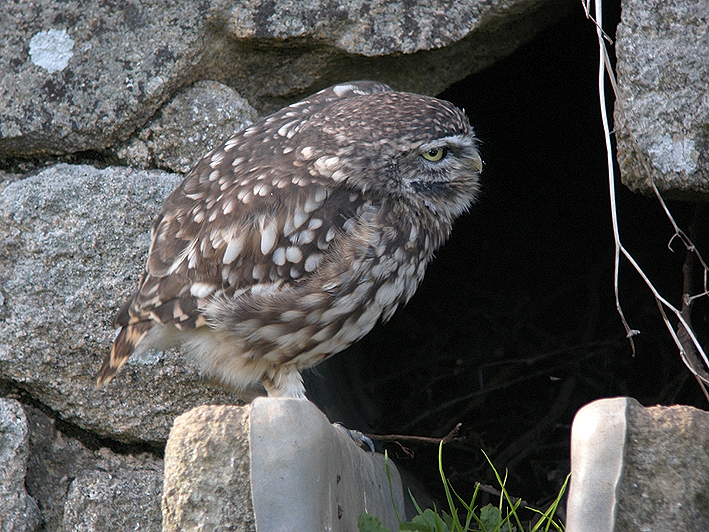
[333, 423, 375, 455]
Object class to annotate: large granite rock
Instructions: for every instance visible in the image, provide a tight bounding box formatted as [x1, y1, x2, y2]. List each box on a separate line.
[1, 400, 163, 532]
[615, 0, 709, 197]
[0, 164, 234, 444]
[0, 398, 42, 532]
[567, 397, 709, 532]
[63, 466, 162, 532]
[22, 404, 163, 532]
[0, 0, 569, 159]
[113, 80, 259, 173]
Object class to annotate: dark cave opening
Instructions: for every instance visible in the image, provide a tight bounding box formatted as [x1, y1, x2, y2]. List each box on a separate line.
[308, 1, 709, 516]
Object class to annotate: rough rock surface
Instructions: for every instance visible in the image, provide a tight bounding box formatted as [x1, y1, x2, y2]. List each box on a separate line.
[568, 397, 709, 532]
[615, 0, 709, 197]
[0, 0, 569, 158]
[616, 400, 709, 531]
[0, 164, 235, 444]
[63, 467, 163, 532]
[22, 404, 163, 532]
[113, 80, 259, 173]
[162, 405, 254, 532]
[0, 398, 42, 532]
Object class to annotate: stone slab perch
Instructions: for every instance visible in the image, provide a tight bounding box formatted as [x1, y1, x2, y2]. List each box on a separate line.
[163, 398, 405, 532]
[566, 397, 709, 532]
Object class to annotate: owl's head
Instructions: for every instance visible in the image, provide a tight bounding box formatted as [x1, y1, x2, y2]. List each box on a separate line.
[287, 87, 482, 228]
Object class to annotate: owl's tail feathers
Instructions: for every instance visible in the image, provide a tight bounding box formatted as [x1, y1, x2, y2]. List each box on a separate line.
[96, 321, 153, 387]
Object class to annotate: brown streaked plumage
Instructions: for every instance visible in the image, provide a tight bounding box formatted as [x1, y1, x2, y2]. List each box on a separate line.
[97, 80, 482, 398]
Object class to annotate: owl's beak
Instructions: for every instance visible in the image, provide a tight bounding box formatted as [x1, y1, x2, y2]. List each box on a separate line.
[470, 150, 483, 173]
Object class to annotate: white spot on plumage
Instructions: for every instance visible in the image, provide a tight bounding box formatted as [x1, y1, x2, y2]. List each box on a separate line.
[253, 182, 272, 197]
[223, 236, 244, 264]
[285, 246, 303, 263]
[209, 170, 220, 181]
[251, 282, 281, 296]
[300, 146, 316, 160]
[283, 215, 296, 237]
[252, 263, 269, 281]
[303, 192, 324, 213]
[231, 156, 244, 167]
[313, 156, 340, 176]
[260, 220, 278, 255]
[223, 200, 235, 215]
[291, 229, 315, 245]
[409, 225, 419, 242]
[332, 83, 357, 97]
[313, 187, 328, 202]
[280, 309, 304, 322]
[224, 138, 240, 151]
[272, 247, 286, 266]
[304, 252, 323, 272]
[293, 206, 308, 228]
[277, 120, 299, 138]
[190, 282, 216, 298]
[187, 246, 199, 269]
[331, 169, 347, 182]
[375, 282, 399, 306]
[210, 152, 224, 168]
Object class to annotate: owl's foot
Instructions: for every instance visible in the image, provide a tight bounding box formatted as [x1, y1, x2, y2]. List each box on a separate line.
[333, 422, 375, 454]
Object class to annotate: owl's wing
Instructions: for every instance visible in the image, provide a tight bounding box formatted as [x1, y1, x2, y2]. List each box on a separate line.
[97, 80, 395, 386]
[98, 160, 365, 385]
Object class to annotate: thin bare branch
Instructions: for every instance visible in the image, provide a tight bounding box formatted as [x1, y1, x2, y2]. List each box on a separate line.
[591, 0, 709, 397]
[366, 422, 464, 447]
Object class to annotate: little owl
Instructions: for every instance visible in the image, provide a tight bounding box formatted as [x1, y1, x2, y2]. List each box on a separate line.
[97, 81, 482, 399]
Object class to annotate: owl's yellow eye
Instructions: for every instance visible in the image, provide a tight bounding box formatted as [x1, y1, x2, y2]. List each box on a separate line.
[422, 147, 446, 162]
